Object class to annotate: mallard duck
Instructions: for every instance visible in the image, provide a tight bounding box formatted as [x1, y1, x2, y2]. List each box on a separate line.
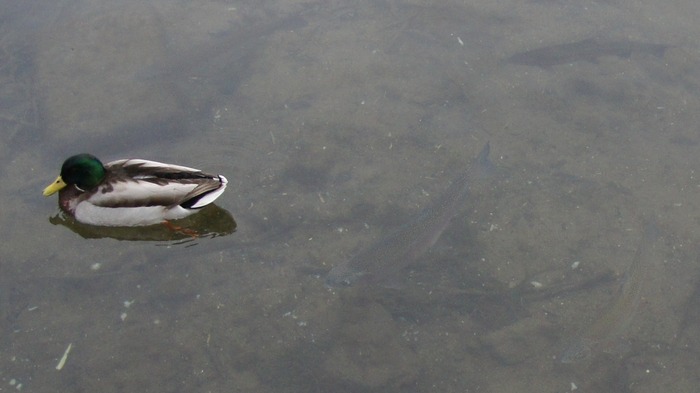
[43, 154, 228, 227]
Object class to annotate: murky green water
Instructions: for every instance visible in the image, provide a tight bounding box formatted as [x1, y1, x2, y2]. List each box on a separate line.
[2, 0, 700, 392]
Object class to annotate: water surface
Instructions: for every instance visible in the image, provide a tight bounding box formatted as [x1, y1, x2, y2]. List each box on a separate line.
[2, 0, 700, 392]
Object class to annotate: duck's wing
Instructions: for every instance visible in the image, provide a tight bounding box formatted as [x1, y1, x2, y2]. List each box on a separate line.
[86, 159, 227, 208]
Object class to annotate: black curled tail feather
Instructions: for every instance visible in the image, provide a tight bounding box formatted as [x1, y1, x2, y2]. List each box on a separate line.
[180, 175, 227, 209]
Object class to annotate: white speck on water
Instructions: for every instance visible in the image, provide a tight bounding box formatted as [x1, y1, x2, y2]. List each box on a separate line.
[120, 312, 127, 321]
[571, 261, 580, 269]
[55, 343, 73, 370]
[530, 281, 543, 289]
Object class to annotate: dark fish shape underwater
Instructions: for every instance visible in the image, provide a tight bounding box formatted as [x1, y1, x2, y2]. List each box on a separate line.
[506, 38, 671, 68]
[559, 219, 660, 363]
[325, 142, 493, 288]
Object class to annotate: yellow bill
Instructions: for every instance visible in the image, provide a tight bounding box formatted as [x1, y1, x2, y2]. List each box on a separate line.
[43, 176, 67, 196]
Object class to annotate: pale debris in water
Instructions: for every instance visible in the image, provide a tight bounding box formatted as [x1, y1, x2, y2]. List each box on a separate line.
[55, 343, 73, 370]
[570, 382, 578, 391]
[571, 261, 580, 270]
[10, 378, 23, 389]
[530, 281, 543, 289]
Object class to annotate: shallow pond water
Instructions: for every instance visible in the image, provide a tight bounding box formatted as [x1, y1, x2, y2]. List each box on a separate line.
[2, 0, 700, 392]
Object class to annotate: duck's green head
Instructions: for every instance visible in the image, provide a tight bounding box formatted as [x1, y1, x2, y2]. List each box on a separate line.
[43, 154, 106, 196]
